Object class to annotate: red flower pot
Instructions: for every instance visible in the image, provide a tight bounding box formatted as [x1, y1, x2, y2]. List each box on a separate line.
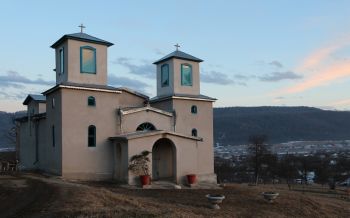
[140, 175, 150, 186]
[187, 174, 196, 184]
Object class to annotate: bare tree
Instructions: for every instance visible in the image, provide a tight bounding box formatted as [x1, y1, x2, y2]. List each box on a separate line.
[5, 113, 16, 144]
[248, 134, 268, 185]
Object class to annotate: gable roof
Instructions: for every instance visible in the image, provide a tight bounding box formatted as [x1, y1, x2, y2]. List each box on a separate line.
[116, 87, 149, 100]
[109, 130, 202, 141]
[153, 50, 203, 65]
[42, 82, 149, 100]
[23, 94, 46, 105]
[120, 105, 173, 117]
[51, 32, 114, 48]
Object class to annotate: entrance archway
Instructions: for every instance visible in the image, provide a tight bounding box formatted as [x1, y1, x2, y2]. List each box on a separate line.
[152, 138, 176, 181]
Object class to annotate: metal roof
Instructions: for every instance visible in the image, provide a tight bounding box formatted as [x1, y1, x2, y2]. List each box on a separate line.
[42, 82, 149, 99]
[23, 94, 46, 105]
[150, 93, 216, 103]
[51, 32, 114, 48]
[153, 50, 203, 64]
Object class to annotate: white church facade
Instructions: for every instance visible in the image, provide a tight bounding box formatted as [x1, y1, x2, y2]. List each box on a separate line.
[16, 30, 217, 185]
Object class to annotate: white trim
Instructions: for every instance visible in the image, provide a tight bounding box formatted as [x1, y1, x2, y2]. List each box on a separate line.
[172, 96, 216, 102]
[59, 85, 122, 94]
[110, 130, 202, 141]
[121, 106, 173, 117]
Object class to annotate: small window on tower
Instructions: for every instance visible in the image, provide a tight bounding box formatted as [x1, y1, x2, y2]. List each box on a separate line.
[161, 64, 169, 87]
[191, 105, 197, 114]
[59, 48, 64, 74]
[88, 96, 96, 106]
[80, 46, 96, 74]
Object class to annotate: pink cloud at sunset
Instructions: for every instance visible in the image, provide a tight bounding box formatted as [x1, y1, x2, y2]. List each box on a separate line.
[282, 61, 350, 94]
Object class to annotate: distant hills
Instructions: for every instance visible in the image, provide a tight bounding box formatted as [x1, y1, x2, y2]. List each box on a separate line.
[1, 107, 350, 148]
[214, 106, 350, 145]
[0, 111, 25, 148]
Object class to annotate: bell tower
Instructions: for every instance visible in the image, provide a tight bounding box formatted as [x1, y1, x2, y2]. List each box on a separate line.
[153, 45, 203, 97]
[50, 25, 113, 86]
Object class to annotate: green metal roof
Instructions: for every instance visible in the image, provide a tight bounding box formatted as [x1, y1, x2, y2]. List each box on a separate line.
[51, 32, 114, 48]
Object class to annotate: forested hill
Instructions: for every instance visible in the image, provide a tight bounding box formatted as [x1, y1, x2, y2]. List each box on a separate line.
[214, 106, 350, 145]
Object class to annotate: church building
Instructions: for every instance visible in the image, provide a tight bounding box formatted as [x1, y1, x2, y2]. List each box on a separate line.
[16, 30, 217, 185]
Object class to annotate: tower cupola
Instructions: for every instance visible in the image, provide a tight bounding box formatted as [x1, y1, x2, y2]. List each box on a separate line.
[153, 46, 203, 97]
[51, 28, 113, 86]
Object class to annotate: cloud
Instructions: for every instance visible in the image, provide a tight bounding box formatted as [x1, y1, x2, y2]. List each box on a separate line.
[296, 37, 350, 73]
[0, 90, 27, 100]
[0, 70, 54, 87]
[154, 49, 165, 56]
[331, 99, 350, 106]
[201, 71, 235, 85]
[234, 74, 250, 80]
[269, 61, 283, 68]
[281, 60, 350, 94]
[272, 36, 350, 95]
[296, 45, 339, 72]
[259, 71, 303, 82]
[108, 74, 151, 93]
[275, 96, 285, 100]
[112, 57, 155, 79]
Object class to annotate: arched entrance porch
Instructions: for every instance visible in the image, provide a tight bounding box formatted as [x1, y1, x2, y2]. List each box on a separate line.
[152, 138, 176, 181]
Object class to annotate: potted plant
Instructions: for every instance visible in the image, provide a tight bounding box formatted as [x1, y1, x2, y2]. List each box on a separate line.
[128, 150, 151, 186]
[187, 174, 197, 185]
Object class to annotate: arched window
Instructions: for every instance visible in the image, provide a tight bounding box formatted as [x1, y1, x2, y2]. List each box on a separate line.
[161, 64, 169, 87]
[191, 105, 197, 114]
[59, 47, 64, 74]
[80, 46, 96, 74]
[136, 122, 156, 131]
[88, 125, 96, 147]
[52, 125, 55, 147]
[181, 64, 192, 86]
[192, 128, 198, 137]
[88, 96, 95, 106]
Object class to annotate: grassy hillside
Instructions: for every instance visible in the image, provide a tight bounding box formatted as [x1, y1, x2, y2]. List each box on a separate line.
[214, 106, 350, 145]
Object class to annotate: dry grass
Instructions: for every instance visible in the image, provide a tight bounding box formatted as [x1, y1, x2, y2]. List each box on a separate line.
[0, 174, 349, 218]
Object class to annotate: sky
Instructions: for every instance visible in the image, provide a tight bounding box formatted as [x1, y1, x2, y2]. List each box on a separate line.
[0, 0, 350, 112]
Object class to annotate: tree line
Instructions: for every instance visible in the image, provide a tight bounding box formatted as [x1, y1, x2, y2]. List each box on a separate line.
[215, 134, 350, 189]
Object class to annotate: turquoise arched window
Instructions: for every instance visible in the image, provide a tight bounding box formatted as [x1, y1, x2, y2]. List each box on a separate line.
[161, 64, 169, 87]
[88, 96, 96, 106]
[80, 46, 96, 74]
[181, 64, 192, 86]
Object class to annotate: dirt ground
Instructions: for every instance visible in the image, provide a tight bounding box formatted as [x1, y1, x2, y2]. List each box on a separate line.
[0, 174, 349, 218]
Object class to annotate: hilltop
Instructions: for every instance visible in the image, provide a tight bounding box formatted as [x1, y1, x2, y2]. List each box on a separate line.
[214, 106, 350, 145]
